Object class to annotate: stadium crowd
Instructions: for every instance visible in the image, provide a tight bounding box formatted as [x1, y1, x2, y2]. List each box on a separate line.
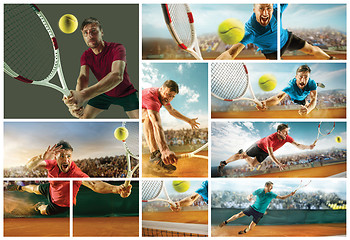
[3, 155, 139, 178]
[212, 189, 345, 210]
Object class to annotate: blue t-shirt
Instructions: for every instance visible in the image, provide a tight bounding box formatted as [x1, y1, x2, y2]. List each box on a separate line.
[282, 78, 317, 101]
[252, 188, 277, 213]
[195, 180, 208, 204]
[240, 4, 278, 54]
[280, 4, 289, 49]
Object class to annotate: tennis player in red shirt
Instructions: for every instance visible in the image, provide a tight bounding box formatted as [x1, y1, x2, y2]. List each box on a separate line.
[63, 17, 138, 119]
[12, 140, 132, 215]
[142, 80, 199, 171]
[218, 123, 315, 174]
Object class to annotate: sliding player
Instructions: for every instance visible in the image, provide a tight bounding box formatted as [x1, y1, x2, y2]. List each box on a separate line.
[257, 65, 317, 116]
[218, 123, 315, 174]
[142, 80, 199, 171]
[170, 180, 208, 211]
[217, 4, 332, 60]
[7, 141, 132, 215]
[63, 17, 139, 119]
[219, 181, 296, 234]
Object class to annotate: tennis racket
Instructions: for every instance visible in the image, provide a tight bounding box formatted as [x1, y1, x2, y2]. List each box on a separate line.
[211, 62, 263, 107]
[294, 180, 312, 192]
[313, 122, 335, 145]
[176, 142, 208, 160]
[4, 4, 70, 97]
[142, 180, 176, 208]
[161, 4, 203, 60]
[114, 122, 139, 187]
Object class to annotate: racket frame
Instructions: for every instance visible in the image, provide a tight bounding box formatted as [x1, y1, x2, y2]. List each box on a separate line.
[313, 122, 335, 144]
[176, 142, 208, 159]
[142, 180, 176, 207]
[4, 4, 70, 97]
[294, 180, 312, 192]
[211, 63, 263, 107]
[161, 4, 203, 60]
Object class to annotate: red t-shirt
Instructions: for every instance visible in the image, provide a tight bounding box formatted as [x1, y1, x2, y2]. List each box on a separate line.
[80, 41, 137, 98]
[257, 132, 294, 153]
[45, 160, 89, 207]
[142, 87, 170, 112]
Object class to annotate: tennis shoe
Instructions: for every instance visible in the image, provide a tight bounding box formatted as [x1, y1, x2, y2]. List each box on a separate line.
[149, 150, 176, 172]
[238, 228, 248, 234]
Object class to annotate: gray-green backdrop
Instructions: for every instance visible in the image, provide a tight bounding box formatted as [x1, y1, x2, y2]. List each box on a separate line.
[4, 4, 139, 119]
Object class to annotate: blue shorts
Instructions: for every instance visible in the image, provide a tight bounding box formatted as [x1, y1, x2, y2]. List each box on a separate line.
[88, 92, 139, 111]
[243, 206, 264, 224]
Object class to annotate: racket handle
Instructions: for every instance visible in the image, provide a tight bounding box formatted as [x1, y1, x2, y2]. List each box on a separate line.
[254, 99, 263, 108]
[124, 180, 131, 187]
[176, 153, 193, 159]
[313, 139, 318, 145]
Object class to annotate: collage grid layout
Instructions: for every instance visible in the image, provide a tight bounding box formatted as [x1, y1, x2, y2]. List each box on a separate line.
[1, 0, 349, 239]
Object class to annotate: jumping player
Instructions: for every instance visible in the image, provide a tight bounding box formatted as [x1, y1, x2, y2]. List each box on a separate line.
[257, 65, 318, 116]
[7, 141, 132, 215]
[219, 181, 296, 234]
[142, 80, 199, 171]
[170, 180, 208, 212]
[216, 4, 332, 60]
[218, 123, 315, 174]
[63, 17, 139, 119]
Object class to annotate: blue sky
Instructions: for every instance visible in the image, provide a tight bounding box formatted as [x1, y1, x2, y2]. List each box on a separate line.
[212, 179, 346, 199]
[4, 122, 139, 168]
[142, 63, 208, 130]
[143, 4, 346, 38]
[211, 121, 346, 166]
[283, 4, 347, 32]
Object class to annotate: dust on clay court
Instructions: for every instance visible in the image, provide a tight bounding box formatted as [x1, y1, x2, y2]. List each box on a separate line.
[4, 193, 37, 217]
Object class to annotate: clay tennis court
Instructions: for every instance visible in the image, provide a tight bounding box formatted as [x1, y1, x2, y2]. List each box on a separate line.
[212, 107, 345, 118]
[249, 163, 346, 178]
[73, 216, 138, 236]
[142, 150, 208, 177]
[143, 210, 208, 224]
[211, 223, 346, 237]
[4, 216, 138, 237]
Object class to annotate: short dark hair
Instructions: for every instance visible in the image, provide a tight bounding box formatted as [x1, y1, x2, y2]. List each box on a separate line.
[296, 65, 311, 74]
[162, 80, 179, 94]
[265, 181, 273, 186]
[56, 140, 73, 151]
[81, 17, 102, 31]
[277, 123, 289, 132]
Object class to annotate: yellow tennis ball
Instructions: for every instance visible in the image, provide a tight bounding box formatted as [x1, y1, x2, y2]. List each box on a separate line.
[259, 74, 277, 91]
[335, 136, 342, 143]
[218, 18, 245, 45]
[172, 181, 190, 193]
[58, 14, 78, 34]
[114, 127, 129, 141]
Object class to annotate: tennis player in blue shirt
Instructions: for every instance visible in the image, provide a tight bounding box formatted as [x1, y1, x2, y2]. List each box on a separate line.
[219, 181, 295, 235]
[217, 4, 331, 60]
[257, 65, 318, 116]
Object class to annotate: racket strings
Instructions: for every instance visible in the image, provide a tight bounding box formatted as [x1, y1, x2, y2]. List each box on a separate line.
[142, 181, 163, 201]
[211, 63, 249, 100]
[167, 4, 194, 47]
[4, 4, 54, 80]
[122, 122, 139, 156]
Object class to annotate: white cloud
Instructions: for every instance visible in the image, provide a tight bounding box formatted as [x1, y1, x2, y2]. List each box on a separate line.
[178, 64, 183, 73]
[179, 84, 200, 103]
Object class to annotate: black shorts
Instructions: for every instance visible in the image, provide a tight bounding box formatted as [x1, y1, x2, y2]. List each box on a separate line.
[87, 92, 139, 111]
[263, 52, 277, 60]
[243, 206, 264, 224]
[281, 31, 306, 56]
[38, 183, 69, 216]
[293, 99, 306, 105]
[246, 143, 269, 163]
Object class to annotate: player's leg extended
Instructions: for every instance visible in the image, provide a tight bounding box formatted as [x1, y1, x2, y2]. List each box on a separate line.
[219, 211, 246, 227]
[238, 221, 256, 234]
[80, 105, 104, 119]
[244, 157, 260, 168]
[125, 109, 139, 119]
[22, 185, 42, 195]
[299, 42, 331, 59]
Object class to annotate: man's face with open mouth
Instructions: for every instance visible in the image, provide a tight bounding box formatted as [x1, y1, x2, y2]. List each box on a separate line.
[57, 149, 73, 173]
[254, 4, 274, 27]
[295, 71, 310, 90]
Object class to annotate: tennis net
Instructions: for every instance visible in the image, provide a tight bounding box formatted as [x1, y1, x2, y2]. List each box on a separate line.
[142, 220, 208, 237]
